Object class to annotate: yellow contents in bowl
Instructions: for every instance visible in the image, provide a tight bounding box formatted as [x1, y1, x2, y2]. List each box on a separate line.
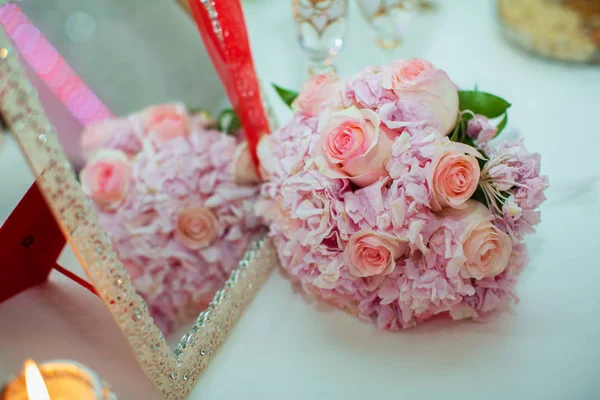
[498, 0, 600, 63]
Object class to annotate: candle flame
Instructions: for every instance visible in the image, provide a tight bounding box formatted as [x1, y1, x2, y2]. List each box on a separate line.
[24, 360, 51, 400]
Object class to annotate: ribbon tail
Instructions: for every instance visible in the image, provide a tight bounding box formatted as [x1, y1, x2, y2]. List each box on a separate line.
[187, 0, 270, 169]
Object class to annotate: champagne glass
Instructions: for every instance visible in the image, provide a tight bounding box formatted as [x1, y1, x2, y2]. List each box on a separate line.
[356, 0, 418, 50]
[292, 0, 349, 76]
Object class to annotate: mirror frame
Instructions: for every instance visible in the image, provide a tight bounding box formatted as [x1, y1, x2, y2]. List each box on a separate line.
[0, 2, 278, 399]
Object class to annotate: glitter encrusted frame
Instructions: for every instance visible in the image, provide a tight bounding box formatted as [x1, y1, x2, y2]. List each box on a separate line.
[0, 2, 278, 399]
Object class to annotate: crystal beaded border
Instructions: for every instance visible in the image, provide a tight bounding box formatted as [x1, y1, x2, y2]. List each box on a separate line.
[0, 4, 278, 399]
[200, 0, 223, 41]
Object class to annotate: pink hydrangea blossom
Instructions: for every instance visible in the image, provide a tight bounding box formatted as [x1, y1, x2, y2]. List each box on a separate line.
[481, 138, 548, 240]
[466, 114, 497, 146]
[80, 117, 144, 160]
[342, 66, 393, 110]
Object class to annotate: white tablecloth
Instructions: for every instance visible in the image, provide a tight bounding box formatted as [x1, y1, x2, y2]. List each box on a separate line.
[1, 1, 600, 399]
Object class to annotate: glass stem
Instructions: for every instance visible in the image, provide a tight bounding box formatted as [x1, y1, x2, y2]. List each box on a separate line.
[308, 55, 337, 76]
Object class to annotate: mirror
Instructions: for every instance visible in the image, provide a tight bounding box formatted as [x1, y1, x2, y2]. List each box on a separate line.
[0, 128, 34, 224]
[0, 1, 278, 398]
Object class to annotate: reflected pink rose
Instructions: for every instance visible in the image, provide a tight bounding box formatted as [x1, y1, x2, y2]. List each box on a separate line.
[175, 205, 218, 250]
[345, 230, 408, 278]
[293, 72, 341, 117]
[80, 149, 133, 211]
[382, 58, 459, 135]
[430, 143, 481, 211]
[314, 106, 396, 187]
[141, 103, 191, 142]
[440, 200, 512, 280]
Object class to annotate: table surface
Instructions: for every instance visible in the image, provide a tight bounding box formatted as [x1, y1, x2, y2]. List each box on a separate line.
[1, 1, 600, 399]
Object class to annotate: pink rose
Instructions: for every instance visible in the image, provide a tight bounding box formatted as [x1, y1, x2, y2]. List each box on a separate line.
[233, 141, 261, 185]
[382, 58, 459, 135]
[141, 103, 191, 142]
[314, 106, 396, 187]
[430, 142, 481, 211]
[345, 230, 408, 278]
[175, 205, 218, 250]
[292, 72, 341, 117]
[441, 200, 512, 280]
[80, 118, 142, 160]
[80, 149, 133, 211]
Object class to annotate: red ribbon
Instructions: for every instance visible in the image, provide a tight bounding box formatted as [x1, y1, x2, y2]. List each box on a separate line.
[187, 0, 270, 169]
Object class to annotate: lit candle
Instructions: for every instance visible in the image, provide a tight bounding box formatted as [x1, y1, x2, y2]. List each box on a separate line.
[24, 361, 50, 400]
[1, 360, 116, 400]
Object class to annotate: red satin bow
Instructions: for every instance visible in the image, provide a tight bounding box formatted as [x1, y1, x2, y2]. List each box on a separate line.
[187, 0, 270, 169]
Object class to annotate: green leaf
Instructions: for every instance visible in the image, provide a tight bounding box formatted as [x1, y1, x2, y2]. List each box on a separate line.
[272, 83, 299, 108]
[496, 111, 508, 136]
[449, 111, 474, 143]
[216, 109, 241, 134]
[472, 185, 488, 207]
[228, 117, 242, 134]
[463, 135, 477, 149]
[458, 90, 511, 119]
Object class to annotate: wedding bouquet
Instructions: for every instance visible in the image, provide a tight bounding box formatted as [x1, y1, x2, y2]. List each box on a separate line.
[79, 103, 262, 333]
[257, 59, 548, 330]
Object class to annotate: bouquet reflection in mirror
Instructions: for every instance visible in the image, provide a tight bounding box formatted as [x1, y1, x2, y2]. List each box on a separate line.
[78, 103, 262, 342]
